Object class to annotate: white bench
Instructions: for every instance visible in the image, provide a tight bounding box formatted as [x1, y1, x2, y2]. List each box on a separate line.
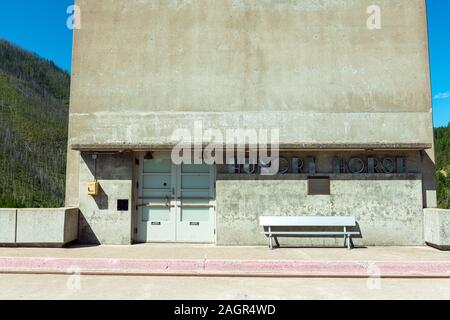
[259, 216, 360, 250]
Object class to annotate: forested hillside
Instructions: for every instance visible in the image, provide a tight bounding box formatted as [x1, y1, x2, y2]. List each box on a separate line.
[0, 40, 69, 207]
[435, 124, 450, 209]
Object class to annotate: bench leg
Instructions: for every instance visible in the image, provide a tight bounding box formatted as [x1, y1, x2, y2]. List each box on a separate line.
[347, 235, 353, 250]
[268, 227, 273, 250]
[274, 237, 280, 248]
[344, 227, 348, 249]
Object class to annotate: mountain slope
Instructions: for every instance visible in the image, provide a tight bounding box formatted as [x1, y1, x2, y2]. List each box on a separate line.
[0, 40, 69, 207]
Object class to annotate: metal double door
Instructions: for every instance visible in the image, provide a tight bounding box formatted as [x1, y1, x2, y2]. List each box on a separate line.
[137, 154, 215, 243]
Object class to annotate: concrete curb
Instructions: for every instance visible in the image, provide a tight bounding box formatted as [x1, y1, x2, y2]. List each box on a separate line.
[1, 257, 450, 278]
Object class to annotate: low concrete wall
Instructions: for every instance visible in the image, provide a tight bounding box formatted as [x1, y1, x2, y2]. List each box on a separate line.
[0, 209, 16, 243]
[216, 174, 424, 246]
[424, 208, 450, 250]
[0, 207, 79, 247]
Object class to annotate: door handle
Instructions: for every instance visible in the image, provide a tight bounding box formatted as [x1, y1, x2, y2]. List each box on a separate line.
[139, 204, 174, 208]
[178, 204, 214, 208]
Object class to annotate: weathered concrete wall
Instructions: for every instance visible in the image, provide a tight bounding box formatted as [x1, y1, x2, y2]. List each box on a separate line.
[13, 208, 78, 246]
[64, 208, 80, 244]
[0, 209, 16, 244]
[68, 0, 432, 148]
[65, 0, 435, 244]
[420, 149, 437, 208]
[216, 174, 424, 246]
[424, 209, 450, 250]
[77, 152, 134, 245]
[65, 148, 80, 207]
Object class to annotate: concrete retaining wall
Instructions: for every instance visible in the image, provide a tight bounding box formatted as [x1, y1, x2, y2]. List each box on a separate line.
[0, 208, 79, 247]
[0, 209, 16, 243]
[424, 208, 450, 250]
[216, 174, 424, 246]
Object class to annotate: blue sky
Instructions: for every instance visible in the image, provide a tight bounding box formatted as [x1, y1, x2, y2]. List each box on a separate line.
[427, 0, 450, 127]
[0, 0, 74, 71]
[0, 0, 448, 127]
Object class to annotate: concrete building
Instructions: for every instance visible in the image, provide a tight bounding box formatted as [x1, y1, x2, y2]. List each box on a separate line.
[66, 0, 436, 246]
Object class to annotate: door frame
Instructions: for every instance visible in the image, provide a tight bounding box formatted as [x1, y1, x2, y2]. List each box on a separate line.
[135, 151, 217, 244]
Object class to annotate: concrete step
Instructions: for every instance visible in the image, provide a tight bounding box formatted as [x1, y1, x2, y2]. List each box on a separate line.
[1, 256, 450, 278]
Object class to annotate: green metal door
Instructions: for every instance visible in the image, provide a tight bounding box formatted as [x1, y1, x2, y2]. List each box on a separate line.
[175, 164, 216, 243]
[137, 153, 215, 243]
[137, 156, 176, 242]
